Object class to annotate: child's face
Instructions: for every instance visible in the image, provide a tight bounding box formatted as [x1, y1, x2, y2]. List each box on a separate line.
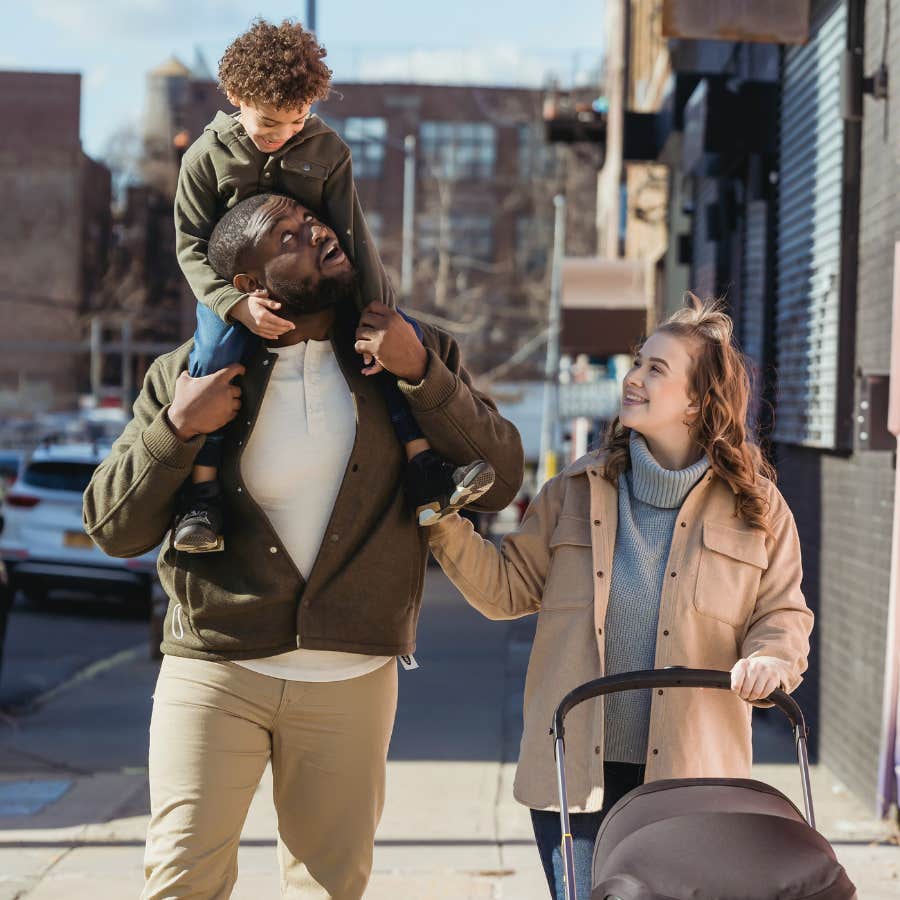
[231, 96, 312, 153]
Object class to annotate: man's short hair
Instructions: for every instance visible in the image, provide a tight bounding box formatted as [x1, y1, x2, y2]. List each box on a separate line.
[207, 193, 282, 283]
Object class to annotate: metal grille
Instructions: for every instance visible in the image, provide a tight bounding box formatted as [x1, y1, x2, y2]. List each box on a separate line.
[774, 1, 846, 447]
[742, 199, 769, 424]
[691, 176, 719, 300]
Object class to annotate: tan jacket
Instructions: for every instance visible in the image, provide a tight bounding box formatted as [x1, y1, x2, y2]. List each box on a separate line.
[428, 451, 813, 811]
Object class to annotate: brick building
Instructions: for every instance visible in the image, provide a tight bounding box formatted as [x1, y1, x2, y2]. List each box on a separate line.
[0, 72, 111, 412]
[141, 62, 600, 378]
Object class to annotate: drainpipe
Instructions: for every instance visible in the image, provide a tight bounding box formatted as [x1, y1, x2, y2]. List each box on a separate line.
[877, 241, 900, 819]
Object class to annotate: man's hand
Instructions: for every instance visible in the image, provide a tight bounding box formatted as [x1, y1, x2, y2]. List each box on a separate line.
[354, 302, 427, 381]
[730, 656, 786, 702]
[166, 363, 246, 441]
[230, 290, 295, 339]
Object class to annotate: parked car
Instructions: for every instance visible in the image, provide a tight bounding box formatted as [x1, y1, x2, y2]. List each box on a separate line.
[0, 559, 11, 682]
[0, 450, 23, 508]
[0, 443, 160, 612]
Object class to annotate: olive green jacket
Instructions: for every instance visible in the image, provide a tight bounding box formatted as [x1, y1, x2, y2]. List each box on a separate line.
[83, 314, 523, 660]
[175, 111, 392, 321]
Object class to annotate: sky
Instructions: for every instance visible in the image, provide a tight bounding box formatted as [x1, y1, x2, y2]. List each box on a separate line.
[4, 1, 606, 161]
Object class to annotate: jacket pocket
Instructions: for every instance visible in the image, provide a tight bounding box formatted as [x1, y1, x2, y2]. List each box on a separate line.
[279, 158, 328, 210]
[541, 515, 595, 610]
[693, 520, 767, 627]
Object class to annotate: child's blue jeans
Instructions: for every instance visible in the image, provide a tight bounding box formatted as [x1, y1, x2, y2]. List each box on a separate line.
[188, 301, 426, 469]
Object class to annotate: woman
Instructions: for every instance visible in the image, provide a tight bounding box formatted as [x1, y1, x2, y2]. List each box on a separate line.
[427, 296, 813, 899]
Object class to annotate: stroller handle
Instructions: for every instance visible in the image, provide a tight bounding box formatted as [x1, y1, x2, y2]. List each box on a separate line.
[551, 669, 815, 899]
[551, 667, 807, 743]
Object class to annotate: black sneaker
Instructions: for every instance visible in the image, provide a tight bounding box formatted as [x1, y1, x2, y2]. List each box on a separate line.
[173, 481, 225, 553]
[406, 450, 496, 527]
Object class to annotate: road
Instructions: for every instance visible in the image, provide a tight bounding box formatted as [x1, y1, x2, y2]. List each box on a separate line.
[0, 592, 147, 711]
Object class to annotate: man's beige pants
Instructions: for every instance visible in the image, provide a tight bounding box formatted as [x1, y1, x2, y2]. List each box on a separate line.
[142, 655, 398, 900]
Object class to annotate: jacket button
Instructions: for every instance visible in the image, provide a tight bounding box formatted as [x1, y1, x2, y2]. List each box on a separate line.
[303, 163, 311, 171]
[246, 419, 251, 425]
[594, 746, 601, 755]
[263, 359, 270, 366]
[237, 486, 242, 493]
[351, 464, 359, 472]
[663, 630, 669, 636]
[237, 440, 243, 446]
[593, 519, 600, 525]
[652, 748, 659, 755]
[680, 521, 687, 528]
[269, 546, 278, 554]
[670, 571, 677, 578]
[597, 627, 602, 635]
[658, 690, 664, 696]
[263, 172, 271, 179]
[596, 571, 603, 578]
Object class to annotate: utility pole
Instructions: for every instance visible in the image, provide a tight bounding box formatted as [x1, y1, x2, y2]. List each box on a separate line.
[90, 317, 103, 407]
[120, 318, 134, 409]
[538, 194, 566, 486]
[307, 0, 317, 33]
[401, 134, 417, 300]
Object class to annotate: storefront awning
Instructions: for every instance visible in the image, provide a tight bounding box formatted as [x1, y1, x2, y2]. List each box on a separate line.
[560, 258, 650, 358]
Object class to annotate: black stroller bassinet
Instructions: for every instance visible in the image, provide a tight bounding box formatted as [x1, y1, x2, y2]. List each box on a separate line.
[550, 669, 857, 900]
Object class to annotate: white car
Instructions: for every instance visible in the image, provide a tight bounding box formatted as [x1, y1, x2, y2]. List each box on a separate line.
[0, 443, 161, 610]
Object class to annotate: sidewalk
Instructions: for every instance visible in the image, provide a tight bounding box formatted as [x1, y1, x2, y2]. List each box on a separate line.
[0, 568, 897, 899]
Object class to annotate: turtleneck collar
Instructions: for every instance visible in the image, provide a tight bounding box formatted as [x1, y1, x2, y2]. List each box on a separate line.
[627, 431, 710, 509]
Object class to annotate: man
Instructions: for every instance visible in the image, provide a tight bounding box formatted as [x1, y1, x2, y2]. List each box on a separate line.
[83, 193, 524, 899]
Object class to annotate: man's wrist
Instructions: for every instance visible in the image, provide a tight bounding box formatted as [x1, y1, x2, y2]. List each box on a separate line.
[397, 345, 428, 384]
[165, 408, 199, 442]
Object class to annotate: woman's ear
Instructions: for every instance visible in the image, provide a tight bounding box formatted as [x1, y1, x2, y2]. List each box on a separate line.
[233, 273, 259, 294]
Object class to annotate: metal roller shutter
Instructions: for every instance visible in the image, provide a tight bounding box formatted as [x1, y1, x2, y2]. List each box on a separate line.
[775, 0, 846, 448]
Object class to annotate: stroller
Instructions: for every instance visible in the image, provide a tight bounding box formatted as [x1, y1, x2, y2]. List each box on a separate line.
[551, 668, 857, 900]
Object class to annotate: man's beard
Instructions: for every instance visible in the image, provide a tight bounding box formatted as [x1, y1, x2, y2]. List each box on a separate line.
[267, 269, 361, 316]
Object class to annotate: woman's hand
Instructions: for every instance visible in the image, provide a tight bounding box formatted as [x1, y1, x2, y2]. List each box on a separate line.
[730, 656, 786, 702]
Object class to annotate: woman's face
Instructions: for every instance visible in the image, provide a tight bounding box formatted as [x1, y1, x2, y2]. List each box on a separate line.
[619, 330, 698, 443]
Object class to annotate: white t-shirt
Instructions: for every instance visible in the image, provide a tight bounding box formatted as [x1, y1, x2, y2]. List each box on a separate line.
[235, 339, 392, 682]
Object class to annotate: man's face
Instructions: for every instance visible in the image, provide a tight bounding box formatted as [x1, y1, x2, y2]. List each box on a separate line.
[244, 195, 354, 313]
[231, 96, 312, 153]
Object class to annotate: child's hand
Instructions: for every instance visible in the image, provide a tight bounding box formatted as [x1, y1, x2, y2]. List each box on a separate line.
[231, 290, 295, 339]
[730, 656, 786, 702]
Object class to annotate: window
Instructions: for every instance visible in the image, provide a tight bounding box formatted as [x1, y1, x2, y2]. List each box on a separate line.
[515, 216, 553, 273]
[517, 123, 562, 180]
[418, 212, 494, 264]
[324, 117, 387, 179]
[419, 122, 496, 181]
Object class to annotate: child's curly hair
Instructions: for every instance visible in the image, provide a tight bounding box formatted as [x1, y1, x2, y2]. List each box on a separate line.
[218, 18, 333, 110]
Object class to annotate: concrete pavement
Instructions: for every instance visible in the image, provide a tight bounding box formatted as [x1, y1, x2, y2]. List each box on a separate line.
[0, 566, 897, 898]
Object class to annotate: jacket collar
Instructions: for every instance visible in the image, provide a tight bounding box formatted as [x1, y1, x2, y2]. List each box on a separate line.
[564, 450, 607, 478]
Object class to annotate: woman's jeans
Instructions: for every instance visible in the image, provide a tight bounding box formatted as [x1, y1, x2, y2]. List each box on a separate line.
[188, 301, 425, 469]
[530, 762, 645, 900]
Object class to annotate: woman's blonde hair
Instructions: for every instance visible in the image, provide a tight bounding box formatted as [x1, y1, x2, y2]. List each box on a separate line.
[602, 293, 775, 532]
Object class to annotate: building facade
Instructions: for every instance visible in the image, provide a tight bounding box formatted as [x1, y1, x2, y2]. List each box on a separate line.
[610, 0, 899, 813]
[0, 72, 111, 413]
[141, 66, 600, 379]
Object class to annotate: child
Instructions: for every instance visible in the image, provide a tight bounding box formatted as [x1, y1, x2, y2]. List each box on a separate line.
[171, 18, 494, 552]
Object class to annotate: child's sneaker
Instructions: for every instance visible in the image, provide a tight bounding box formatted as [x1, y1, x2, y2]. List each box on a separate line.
[173, 481, 225, 553]
[406, 450, 496, 526]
